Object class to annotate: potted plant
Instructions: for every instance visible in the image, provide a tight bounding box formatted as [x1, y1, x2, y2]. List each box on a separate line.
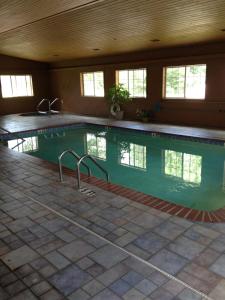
[107, 84, 132, 120]
[136, 109, 154, 122]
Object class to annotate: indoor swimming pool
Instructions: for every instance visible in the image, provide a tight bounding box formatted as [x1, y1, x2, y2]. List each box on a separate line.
[6, 124, 225, 212]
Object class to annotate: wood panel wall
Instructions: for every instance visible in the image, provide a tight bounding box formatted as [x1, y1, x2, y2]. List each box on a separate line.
[0, 54, 50, 115]
[2, 44, 225, 129]
[50, 43, 225, 129]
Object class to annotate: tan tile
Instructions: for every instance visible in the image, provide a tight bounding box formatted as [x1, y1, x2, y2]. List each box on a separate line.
[209, 279, 225, 300]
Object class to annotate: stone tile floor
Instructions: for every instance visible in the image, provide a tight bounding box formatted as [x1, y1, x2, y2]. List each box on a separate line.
[1, 146, 225, 299]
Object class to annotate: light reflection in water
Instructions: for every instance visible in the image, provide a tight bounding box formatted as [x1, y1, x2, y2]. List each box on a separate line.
[164, 149, 202, 185]
[8, 137, 38, 153]
[119, 142, 147, 170]
[86, 133, 106, 160]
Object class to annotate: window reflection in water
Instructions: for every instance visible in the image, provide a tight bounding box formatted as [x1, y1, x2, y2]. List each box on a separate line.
[223, 162, 225, 191]
[86, 133, 106, 160]
[164, 150, 202, 184]
[164, 150, 182, 178]
[119, 142, 146, 170]
[8, 137, 38, 153]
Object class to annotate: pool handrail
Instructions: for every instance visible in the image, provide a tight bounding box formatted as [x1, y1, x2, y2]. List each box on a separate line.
[36, 98, 49, 113]
[49, 98, 63, 112]
[36, 98, 63, 114]
[58, 149, 91, 182]
[77, 154, 109, 189]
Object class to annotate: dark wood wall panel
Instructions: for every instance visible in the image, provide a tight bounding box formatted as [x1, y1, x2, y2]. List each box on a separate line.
[0, 55, 50, 115]
[50, 45, 225, 128]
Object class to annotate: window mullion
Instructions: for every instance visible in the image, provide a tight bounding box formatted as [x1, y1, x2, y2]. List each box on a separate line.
[15, 76, 19, 97]
[164, 69, 167, 98]
[93, 73, 96, 97]
[96, 137, 98, 157]
[25, 76, 29, 96]
[10, 76, 13, 97]
[182, 153, 184, 180]
[0, 77, 3, 98]
[82, 74, 85, 95]
[142, 147, 144, 168]
[127, 71, 130, 95]
[142, 69, 144, 97]
[129, 143, 131, 166]
[184, 67, 187, 98]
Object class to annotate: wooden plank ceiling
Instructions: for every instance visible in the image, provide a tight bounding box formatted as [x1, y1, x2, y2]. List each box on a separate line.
[0, 0, 225, 62]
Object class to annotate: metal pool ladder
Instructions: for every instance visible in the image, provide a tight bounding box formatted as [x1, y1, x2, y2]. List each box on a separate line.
[58, 149, 91, 182]
[77, 154, 109, 189]
[58, 149, 109, 190]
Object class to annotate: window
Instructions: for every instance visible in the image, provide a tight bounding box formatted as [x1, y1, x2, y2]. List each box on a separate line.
[164, 64, 206, 99]
[81, 71, 104, 97]
[164, 150, 202, 184]
[119, 142, 146, 169]
[116, 68, 147, 98]
[8, 137, 38, 153]
[86, 133, 106, 160]
[0, 75, 33, 98]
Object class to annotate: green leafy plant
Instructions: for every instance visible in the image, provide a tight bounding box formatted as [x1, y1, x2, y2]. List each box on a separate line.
[107, 84, 131, 105]
[136, 109, 153, 119]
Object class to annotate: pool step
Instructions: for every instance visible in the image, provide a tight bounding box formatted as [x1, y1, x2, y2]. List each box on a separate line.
[79, 187, 96, 197]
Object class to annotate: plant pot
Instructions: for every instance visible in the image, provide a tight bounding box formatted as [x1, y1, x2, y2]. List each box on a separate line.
[110, 103, 120, 117]
[142, 117, 149, 123]
[115, 111, 124, 120]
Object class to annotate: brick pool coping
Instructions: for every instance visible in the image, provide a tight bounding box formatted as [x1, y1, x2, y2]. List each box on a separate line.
[34, 157, 224, 223]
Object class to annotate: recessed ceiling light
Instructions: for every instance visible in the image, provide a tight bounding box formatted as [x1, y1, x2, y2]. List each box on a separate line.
[150, 39, 160, 42]
[92, 48, 100, 51]
[53, 54, 59, 57]
[113, 38, 117, 41]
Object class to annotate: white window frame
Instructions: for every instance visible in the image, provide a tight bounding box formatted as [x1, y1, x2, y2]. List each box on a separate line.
[0, 74, 34, 98]
[116, 68, 147, 98]
[163, 64, 206, 100]
[81, 71, 104, 97]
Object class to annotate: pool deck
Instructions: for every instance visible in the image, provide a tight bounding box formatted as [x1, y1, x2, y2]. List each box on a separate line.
[1, 113, 225, 299]
[1, 145, 225, 300]
[1, 112, 225, 142]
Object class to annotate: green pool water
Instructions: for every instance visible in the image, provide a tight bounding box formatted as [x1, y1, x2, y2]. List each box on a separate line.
[8, 125, 225, 211]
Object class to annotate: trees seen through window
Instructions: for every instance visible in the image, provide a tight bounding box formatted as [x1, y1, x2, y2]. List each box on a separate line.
[117, 69, 147, 98]
[164, 64, 206, 99]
